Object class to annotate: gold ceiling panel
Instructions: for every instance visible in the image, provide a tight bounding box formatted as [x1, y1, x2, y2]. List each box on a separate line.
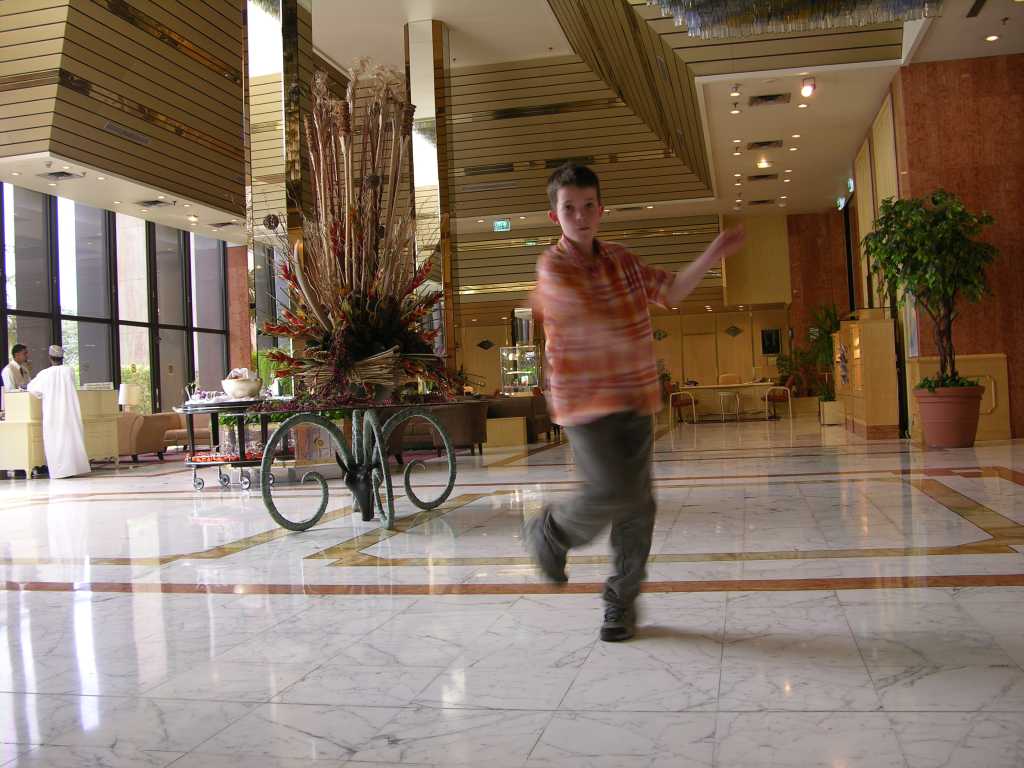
[447, 55, 702, 218]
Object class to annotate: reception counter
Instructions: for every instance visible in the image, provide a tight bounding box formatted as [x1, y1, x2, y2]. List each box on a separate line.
[0, 390, 119, 475]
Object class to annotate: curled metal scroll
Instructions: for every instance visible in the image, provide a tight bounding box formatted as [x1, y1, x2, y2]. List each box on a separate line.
[260, 407, 457, 531]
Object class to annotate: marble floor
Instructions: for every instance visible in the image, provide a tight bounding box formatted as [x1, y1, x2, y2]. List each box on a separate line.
[2, 416, 1024, 766]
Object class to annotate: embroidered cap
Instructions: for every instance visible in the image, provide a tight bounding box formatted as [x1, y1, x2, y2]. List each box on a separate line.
[48, 345, 64, 358]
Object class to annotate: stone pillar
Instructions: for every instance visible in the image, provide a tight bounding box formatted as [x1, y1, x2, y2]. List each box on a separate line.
[405, 20, 457, 370]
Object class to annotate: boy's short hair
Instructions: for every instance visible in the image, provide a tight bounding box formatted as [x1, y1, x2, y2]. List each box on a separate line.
[547, 163, 602, 209]
[10, 344, 26, 356]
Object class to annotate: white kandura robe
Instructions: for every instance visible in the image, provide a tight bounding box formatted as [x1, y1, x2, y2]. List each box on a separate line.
[26, 365, 91, 479]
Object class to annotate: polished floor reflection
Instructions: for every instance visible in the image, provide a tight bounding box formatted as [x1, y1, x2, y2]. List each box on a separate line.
[2, 417, 1024, 766]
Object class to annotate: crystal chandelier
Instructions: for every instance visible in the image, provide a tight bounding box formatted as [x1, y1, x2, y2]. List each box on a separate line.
[647, 0, 942, 39]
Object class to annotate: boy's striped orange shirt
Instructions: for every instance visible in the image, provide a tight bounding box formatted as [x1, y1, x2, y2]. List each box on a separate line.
[534, 236, 673, 427]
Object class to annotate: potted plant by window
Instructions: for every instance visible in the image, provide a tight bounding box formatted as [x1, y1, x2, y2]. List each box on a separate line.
[862, 190, 997, 448]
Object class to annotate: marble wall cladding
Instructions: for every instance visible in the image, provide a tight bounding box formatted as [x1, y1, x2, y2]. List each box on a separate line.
[786, 210, 850, 344]
[226, 245, 252, 370]
[894, 54, 1024, 436]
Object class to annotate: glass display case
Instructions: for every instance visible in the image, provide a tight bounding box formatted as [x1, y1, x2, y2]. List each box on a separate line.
[500, 345, 541, 395]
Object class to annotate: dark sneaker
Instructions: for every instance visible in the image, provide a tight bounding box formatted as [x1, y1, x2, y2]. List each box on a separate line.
[600, 604, 637, 642]
[523, 510, 568, 583]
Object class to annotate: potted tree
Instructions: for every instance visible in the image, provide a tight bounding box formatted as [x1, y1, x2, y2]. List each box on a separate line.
[807, 304, 842, 425]
[862, 190, 997, 448]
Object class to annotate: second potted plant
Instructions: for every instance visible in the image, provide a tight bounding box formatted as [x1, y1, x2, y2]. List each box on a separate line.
[862, 190, 997, 448]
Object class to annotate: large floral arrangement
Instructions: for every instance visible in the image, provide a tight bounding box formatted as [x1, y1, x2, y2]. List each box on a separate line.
[261, 62, 449, 398]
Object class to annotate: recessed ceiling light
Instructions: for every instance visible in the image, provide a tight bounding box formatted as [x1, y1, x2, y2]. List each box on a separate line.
[730, 102, 742, 115]
[476, 219, 484, 223]
[501, 316, 507, 320]
[734, 181, 742, 186]
[757, 158, 771, 169]
[645, 205, 654, 209]
[789, 147, 799, 151]
[784, 178, 792, 183]
[733, 173, 742, 177]
[231, 218, 238, 223]
[798, 103, 808, 109]
[157, 195, 165, 200]
[519, 216, 526, 220]
[733, 204, 741, 210]
[211, 228, 219, 232]
[780, 195, 788, 199]
[732, 150, 741, 156]
[800, 77, 815, 98]
[471, 318, 477, 322]
[183, 203, 191, 208]
[113, 200, 121, 205]
[96, 176, 105, 181]
[47, 182, 56, 187]
[791, 134, 801, 139]
[732, 138, 742, 144]
[739, 305, 744, 309]
[985, 34, 999, 42]
[729, 84, 741, 97]
[778, 202, 787, 207]
[785, 169, 793, 173]
[799, 71, 810, 76]
[140, 208, 148, 213]
[672, 307, 678, 310]
[10, 171, 20, 176]
[61, 165, 70, 170]
[187, 214, 199, 223]
[735, 198, 742, 203]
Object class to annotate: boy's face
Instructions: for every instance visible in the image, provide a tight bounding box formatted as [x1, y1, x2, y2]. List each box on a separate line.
[549, 185, 603, 245]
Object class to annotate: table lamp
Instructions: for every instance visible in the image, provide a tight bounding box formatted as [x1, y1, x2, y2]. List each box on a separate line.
[118, 383, 141, 412]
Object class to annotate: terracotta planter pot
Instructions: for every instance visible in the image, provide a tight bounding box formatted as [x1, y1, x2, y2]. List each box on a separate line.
[914, 386, 984, 448]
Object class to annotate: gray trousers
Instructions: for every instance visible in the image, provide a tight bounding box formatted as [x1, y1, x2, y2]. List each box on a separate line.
[545, 410, 656, 609]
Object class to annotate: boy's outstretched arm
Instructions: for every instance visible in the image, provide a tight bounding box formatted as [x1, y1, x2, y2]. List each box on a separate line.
[666, 227, 746, 305]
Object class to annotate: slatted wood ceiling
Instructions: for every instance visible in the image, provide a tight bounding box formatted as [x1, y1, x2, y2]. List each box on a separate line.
[0, 0, 247, 215]
[447, 55, 705, 219]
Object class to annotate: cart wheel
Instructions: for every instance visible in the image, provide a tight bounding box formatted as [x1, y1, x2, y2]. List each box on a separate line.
[239, 470, 251, 490]
[192, 476, 205, 491]
[218, 470, 231, 489]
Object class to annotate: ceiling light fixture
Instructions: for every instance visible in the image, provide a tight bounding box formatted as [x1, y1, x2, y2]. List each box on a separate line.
[157, 195, 165, 200]
[734, 182, 742, 187]
[732, 138, 742, 144]
[476, 219, 484, 223]
[519, 216, 526, 220]
[784, 178, 791, 183]
[780, 195, 788, 199]
[985, 34, 999, 42]
[729, 102, 742, 115]
[729, 84, 741, 97]
[97, 176, 105, 181]
[113, 200, 121, 205]
[756, 158, 771, 169]
[798, 103, 808, 109]
[733, 173, 742, 177]
[10, 171, 19, 176]
[187, 214, 199, 223]
[47, 182, 57, 187]
[140, 208, 148, 213]
[61, 165, 70, 170]
[789, 147, 799, 152]
[645, 205, 654, 209]
[732, 150, 742, 156]
[791, 133, 801, 139]
[735, 198, 742, 203]
[785, 168, 793, 173]
[800, 77, 816, 98]
[183, 203, 191, 208]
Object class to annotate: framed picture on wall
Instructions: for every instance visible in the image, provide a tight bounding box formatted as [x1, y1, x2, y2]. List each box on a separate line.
[761, 329, 781, 356]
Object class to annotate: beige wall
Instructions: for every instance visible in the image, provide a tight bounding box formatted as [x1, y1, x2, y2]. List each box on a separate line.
[722, 215, 791, 306]
[459, 323, 511, 395]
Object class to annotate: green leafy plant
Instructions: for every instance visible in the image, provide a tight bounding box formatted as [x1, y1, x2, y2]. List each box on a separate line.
[806, 303, 840, 401]
[863, 190, 996, 389]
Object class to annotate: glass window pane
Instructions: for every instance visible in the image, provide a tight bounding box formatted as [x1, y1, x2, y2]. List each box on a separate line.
[60, 320, 112, 385]
[119, 325, 152, 414]
[3, 184, 50, 313]
[190, 234, 225, 330]
[154, 225, 183, 325]
[254, 244, 275, 351]
[116, 213, 148, 322]
[157, 328, 186, 411]
[5, 315, 52, 378]
[57, 198, 110, 318]
[193, 332, 226, 392]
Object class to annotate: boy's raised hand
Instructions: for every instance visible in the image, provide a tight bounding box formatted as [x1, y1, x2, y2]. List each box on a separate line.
[700, 226, 746, 268]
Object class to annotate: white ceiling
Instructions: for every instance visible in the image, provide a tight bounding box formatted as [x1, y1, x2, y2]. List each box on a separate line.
[697, 62, 900, 217]
[0, 153, 247, 244]
[311, 0, 572, 70]
[911, 0, 1024, 63]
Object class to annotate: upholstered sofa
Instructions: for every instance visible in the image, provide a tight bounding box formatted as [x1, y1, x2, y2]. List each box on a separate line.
[486, 394, 553, 443]
[376, 400, 489, 461]
[117, 411, 211, 461]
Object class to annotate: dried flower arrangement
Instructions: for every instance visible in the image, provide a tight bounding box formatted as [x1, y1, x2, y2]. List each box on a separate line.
[261, 61, 448, 399]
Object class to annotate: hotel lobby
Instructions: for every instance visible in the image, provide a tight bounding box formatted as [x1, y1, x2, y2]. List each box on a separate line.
[1, 1, 1023, 766]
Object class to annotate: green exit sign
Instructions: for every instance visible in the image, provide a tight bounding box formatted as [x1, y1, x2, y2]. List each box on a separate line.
[492, 218, 511, 232]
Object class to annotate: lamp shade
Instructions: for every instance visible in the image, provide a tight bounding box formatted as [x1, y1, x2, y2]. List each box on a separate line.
[118, 383, 141, 407]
